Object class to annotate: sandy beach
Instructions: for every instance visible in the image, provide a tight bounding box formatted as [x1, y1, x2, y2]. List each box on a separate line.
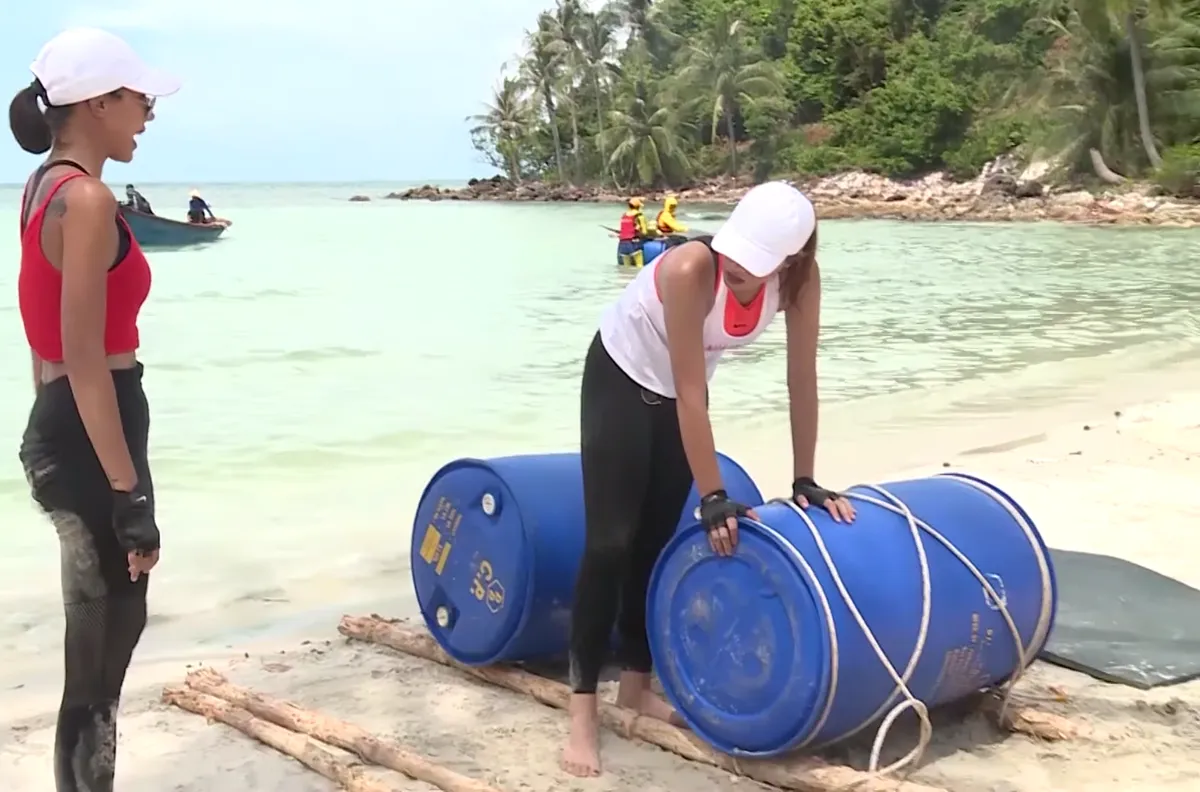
[4, 388, 1200, 792]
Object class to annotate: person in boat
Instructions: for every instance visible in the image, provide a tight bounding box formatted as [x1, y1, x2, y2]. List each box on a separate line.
[8, 26, 178, 792]
[616, 196, 655, 268]
[186, 188, 215, 224]
[123, 183, 152, 214]
[655, 193, 688, 244]
[562, 181, 857, 778]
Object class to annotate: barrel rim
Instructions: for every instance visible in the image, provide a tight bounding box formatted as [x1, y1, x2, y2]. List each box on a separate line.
[409, 457, 537, 666]
[646, 509, 834, 756]
[714, 451, 764, 509]
[933, 471, 1060, 659]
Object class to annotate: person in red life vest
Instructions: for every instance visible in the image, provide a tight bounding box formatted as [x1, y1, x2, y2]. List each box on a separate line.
[9, 27, 180, 792]
[561, 181, 858, 777]
[616, 196, 655, 267]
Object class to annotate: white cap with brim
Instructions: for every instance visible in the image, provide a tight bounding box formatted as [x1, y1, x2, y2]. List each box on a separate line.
[711, 181, 816, 278]
[31, 27, 181, 107]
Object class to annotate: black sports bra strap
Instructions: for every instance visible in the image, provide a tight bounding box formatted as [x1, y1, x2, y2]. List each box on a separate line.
[21, 159, 92, 232]
[40, 158, 90, 175]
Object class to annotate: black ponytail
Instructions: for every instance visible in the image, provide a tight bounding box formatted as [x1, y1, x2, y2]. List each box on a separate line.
[9, 80, 69, 155]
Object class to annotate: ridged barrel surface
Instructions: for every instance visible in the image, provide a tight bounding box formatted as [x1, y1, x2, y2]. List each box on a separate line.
[410, 451, 762, 666]
[646, 472, 1058, 757]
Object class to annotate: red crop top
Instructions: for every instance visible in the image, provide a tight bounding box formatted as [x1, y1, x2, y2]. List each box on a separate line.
[18, 173, 152, 363]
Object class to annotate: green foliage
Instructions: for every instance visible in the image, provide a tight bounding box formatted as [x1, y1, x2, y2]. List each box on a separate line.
[465, 0, 1200, 188]
[1154, 143, 1200, 197]
[944, 118, 1028, 180]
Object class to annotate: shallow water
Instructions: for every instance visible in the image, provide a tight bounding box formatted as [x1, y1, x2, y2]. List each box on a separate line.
[0, 182, 1198, 664]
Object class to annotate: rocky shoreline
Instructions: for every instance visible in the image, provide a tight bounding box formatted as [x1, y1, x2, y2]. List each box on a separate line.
[349, 168, 1200, 227]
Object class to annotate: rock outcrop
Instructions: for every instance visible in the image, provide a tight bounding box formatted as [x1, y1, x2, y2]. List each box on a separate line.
[367, 167, 1199, 227]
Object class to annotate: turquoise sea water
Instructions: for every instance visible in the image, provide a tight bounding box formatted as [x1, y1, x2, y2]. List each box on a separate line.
[1, 181, 1199, 668]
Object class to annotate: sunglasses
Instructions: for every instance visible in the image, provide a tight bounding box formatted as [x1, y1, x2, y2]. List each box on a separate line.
[113, 89, 155, 116]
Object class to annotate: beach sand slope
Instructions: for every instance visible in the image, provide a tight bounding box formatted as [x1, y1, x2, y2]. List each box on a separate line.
[4, 394, 1200, 791]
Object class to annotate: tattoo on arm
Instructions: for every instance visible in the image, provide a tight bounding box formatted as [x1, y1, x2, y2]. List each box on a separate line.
[47, 195, 68, 218]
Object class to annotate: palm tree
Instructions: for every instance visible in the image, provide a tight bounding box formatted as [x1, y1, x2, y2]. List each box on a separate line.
[579, 8, 620, 166]
[1042, 0, 1179, 169]
[1023, 2, 1200, 177]
[467, 77, 533, 182]
[1149, 1, 1200, 138]
[601, 74, 691, 187]
[519, 23, 568, 182]
[609, 0, 652, 44]
[544, 1, 588, 180]
[1109, 0, 1172, 168]
[675, 12, 787, 175]
[608, 0, 679, 68]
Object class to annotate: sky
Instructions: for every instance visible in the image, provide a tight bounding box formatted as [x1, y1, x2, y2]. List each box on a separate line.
[0, 0, 570, 183]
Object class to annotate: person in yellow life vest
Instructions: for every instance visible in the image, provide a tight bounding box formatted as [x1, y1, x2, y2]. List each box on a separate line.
[655, 194, 688, 243]
[617, 197, 654, 268]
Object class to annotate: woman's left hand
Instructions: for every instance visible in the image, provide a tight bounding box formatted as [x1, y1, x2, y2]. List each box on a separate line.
[792, 477, 856, 523]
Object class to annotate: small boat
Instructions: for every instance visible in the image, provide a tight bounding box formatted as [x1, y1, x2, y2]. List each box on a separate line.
[119, 206, 229, 249]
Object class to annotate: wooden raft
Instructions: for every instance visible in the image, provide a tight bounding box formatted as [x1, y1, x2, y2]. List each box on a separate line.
[339, 614, 963, 792]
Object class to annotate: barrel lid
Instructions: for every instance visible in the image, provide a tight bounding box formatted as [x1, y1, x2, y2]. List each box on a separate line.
[647, 518, 832, 756]
[410, 459, 532, 665]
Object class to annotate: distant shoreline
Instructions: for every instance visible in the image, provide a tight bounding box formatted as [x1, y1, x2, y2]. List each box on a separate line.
[349, 172, 1200, 227]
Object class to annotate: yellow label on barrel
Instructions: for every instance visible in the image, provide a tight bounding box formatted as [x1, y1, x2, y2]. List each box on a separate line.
[435, 542, 452, 575]
[419, 524, 443, 565]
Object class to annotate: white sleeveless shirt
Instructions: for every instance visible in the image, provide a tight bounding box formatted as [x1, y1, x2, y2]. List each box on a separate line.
[599, 246, 781, 398]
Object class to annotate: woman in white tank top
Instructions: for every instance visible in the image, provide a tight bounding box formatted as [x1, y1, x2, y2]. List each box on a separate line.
[562, 181, 858, 777]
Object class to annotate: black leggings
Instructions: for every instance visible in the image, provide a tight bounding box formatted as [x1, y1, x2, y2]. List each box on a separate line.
[19, 366, 153, 792]
[569, 333, 694, 694]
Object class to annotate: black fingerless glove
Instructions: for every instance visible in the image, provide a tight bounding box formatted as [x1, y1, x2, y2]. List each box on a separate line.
[792, 476, 840, 507]
[699, 489, 750, 530]
[112, 489, 160, 553]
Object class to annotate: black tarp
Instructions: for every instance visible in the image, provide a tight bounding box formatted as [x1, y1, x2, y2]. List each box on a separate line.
[1039, 549, 1200, 689]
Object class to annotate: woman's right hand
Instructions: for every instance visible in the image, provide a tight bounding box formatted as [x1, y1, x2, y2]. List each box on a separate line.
[112, 489, 161, 573]
[699, 490, 757, 556]
[128, 549, 159, 582]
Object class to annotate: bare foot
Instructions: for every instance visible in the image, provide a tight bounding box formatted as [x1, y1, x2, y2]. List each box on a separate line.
[560, 694, 602, 777]
[616, 672, 689, 728]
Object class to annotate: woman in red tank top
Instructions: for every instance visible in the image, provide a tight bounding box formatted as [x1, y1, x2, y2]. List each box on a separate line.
[9, 27, 180, 792]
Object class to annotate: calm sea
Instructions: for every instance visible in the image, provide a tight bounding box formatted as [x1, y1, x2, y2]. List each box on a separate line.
[1, 181, 1198, 671]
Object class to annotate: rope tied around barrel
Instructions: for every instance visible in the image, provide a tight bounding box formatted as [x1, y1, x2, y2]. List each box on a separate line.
[746, 473, 1054, 783]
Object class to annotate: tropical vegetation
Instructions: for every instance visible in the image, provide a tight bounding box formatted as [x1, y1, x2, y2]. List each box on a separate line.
[467, 0, 1200, 195]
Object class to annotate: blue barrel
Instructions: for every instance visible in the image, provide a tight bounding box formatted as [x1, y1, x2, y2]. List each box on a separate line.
[642, 238, 668, 262]
[410, 451, 762, 666]
[646, 472, 1057, 757]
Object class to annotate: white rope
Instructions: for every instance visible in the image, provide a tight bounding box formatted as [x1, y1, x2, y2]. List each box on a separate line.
[739, 473, 1055, 782]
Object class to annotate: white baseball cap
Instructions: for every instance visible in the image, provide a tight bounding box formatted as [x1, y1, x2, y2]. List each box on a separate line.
[31, 28, 181, 107]
[712, 181, 816, 278]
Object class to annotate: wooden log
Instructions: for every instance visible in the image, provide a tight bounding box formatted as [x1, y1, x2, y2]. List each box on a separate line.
[162, 685, 397, 792]
[184, 667, 503, 792]
[980, 696, 1082, 742]
[338, 615, 948, 792]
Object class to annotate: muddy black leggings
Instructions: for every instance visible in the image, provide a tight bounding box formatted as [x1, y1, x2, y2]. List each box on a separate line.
[19, 366, 153, 792]
[569, 333, 694, 694]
